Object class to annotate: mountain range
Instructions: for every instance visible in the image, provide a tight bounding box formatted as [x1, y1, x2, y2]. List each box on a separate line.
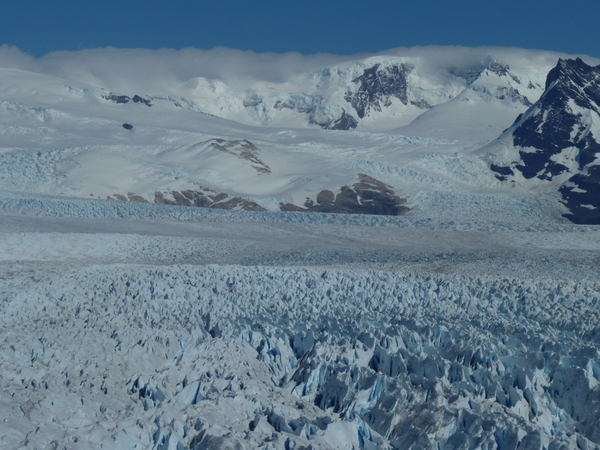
[1, 46, 599, 223]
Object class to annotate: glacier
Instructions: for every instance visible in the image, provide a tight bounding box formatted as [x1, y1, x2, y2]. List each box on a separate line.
[1, 205, 600, 449]
[1, 45, 600, 449]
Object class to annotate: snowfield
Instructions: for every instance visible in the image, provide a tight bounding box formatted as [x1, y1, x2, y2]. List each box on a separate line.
[1, 45, 600, 449]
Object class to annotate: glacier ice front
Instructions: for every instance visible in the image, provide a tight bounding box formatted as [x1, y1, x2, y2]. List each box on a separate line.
[1, 263, 599, 449]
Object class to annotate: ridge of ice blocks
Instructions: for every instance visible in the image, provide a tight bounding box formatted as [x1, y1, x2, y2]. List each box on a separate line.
[1, 264, 599, 449]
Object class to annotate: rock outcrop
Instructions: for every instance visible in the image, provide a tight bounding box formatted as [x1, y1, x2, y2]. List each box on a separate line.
[345, 63, 416, 118]
[280, 173, 409, 216]
[309, 110, 358, 130]
[207, 139, 271, 174]
[108, 189, 267, 212]
[154, 190, 267, 211]
[102, 92, 153, 107]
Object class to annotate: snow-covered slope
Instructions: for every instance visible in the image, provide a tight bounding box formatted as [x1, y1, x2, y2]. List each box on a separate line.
[399, 60, 545, 142]
[1, 46, 563, 133]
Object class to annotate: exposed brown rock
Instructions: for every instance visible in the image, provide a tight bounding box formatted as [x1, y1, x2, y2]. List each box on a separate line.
[110, 173, 407, 216]
[181, 190, 213, 207]
[208, 139, 271, 175]
[151, 189, 266, 212]
[209, 193, 229, 202]
[316, 190, 335, 206]
[172, 191, 192, 206]
[153, 192, 172, 205]
[127, 193, 148, 203]
[279, 173, 409, 216]
[212, 197, 267, 211]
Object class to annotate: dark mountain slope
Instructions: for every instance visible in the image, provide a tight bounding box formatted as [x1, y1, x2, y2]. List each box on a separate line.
[491, 58, 600, 223]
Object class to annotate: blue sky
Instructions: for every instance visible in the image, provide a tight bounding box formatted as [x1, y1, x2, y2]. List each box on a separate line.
[2, 0, 599, 57]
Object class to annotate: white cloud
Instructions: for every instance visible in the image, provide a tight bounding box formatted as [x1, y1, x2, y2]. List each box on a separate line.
[1, 44, 598, 95]
[22, 46, 355, 93]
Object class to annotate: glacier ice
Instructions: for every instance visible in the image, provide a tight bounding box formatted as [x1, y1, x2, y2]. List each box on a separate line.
[1, 248, 600, 449]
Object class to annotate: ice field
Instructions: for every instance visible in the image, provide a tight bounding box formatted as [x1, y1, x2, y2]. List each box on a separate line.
[1, 200, 600, 449]
[1, 46, 600, 449]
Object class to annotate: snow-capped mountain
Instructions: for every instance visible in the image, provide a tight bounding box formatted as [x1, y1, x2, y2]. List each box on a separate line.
[3, 45, 600, 450]
[486, 58, 600, 223]
[2, 46, 591, 223]
[96, 52, 546, 133]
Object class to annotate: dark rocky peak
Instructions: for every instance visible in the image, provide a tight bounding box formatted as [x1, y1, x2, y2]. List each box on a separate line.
[345, 63, 414, 119]
[447, 63, 486, 85]
[490, 58, 600, 223]
[487, 62, 521, 84]
[542, 58, 600, 111]
[449, 61, 521, 86]
[546, 58, 597, 87]
[488, 61, 511, 78]
[509, 58, 600, 164]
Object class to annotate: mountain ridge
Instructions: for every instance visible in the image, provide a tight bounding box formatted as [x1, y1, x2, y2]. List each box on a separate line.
[487, 57, 600, 223]
[1, 46, 600, 223]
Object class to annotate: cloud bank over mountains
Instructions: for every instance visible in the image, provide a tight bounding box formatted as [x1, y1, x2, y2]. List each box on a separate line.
[2, 44, 597, 95]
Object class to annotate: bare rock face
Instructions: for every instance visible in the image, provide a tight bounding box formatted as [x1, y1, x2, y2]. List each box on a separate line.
[108, 188, 266, 212]
[310, 110, 359, 130]
[280, 173, 409, 216]
[345, 63, 415, 119]
[208, 139, 271, 174]
[102, 92, 152, 107]
[102, 93, 130, 104]
[316, 189, 335, 206]
[131, 95, 152, 107]
[154, 190, 267, 212]
[490, 58, 600, 224]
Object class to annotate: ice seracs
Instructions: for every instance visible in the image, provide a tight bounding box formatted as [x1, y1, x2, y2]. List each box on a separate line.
[2, 259, 600, 449]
